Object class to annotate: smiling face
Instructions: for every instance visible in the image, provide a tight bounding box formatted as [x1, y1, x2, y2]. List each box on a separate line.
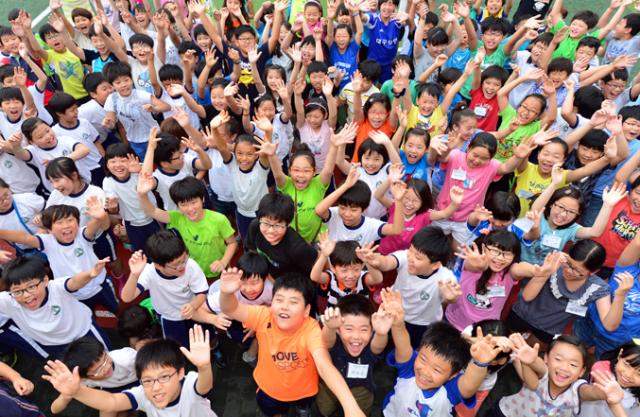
[337, 13, 351, 25]
[106, 156, 132, 180]
[90, 81, 114, 105]
[49, 174, 76, 196]
[427, 41, 446, 57]
[141, 366, 184, 408]
[44, 32, 65, 52]
[309, 72, 325, 92]
[86, 351, 114, 381]
[623, 117, 640, 140]
[334, 28, 351, 50]
[550, 196, 580, 227]
[481, 77, 502, 99]
[161, 149, 185, 171]
[73, 16, 92, 35]
[209, 86, 227, 111]
[0, 186, 12, 212]
[614, 18, 632, 39]
[379, 0, 396, 19]
[545, 342, 586, 391]
[576, 144, 603, 166]
[516, 97, 543, 125]
[257, 100, 276, 122]
[615, 353, 640, 389]
[330, 261, 365, 289]
[59, 104, 79, 125]
[484, 244, 514, 272]
[366, 102, 389, 129]
[270, 288, 310, 334]
[131, 43, 151, 65]
[338, 314, 372, 357]
[530, 42, 549, 63]
[414, 346, 456, 390]
[481, 30, 504, 51]
[156, 252, 190, 277]
[486, 0, 503, 14]
[50, 214, 80, 244]
[265, 70, 284, 94]
[111, 75, 134, 97]
[259, 216, 288, 244]
[134, 9, 150, 27]
[548, 70, 569, 90]
[407, 245, 439, 276]
[453, 117, 478, 141]
[402, 187, 423, 217]
[289, 155, 316, 190]
[417, 93, 439, 117]
[360, 150, 385, 174]
[305, 107, 326, 130]
[537, 143, 566, 175]
[562, 255, 591, 282]
[1, 98, 23, 122]
[1, 34, 21, 55]
[337, 204, 364, 227]
[240, 275, 266, 300]
[574, 45, 596, 63]
[29, 123, 58, 149]
[568, 19, 589, 39]
[10, 276, 48, 310]
[304, 6, 321, 26]
[466, 145, 491, 169]
[602, 75, 627, 100]
[234, 141, 258, 171]
[404, 134, 428, 166]
[489, 217, 514, 230]
[300, 43, 316, 64]
[195, 33, 212, 50]
[177, 198, 204, 222]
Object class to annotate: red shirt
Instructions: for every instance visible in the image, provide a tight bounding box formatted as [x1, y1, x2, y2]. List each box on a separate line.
[469, 88, 499, 132]
[594, 198, 640, 268]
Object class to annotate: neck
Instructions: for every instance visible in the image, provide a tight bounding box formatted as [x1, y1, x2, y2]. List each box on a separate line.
[193, 210, 206, 223]
[537, 166, 551, 179]
[548, 379, 564, 398]
[72, 181, 85, 194]
[60, 118, 76, 128]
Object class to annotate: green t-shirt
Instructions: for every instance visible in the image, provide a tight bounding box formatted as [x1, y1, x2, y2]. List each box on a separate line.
[551, 20, 600, 60]
[460, 41, 508, 99]
[168, 210, 235, 277]
[281, 175, 329, 243]
[380, 79, 419, 108]
[42, 48, 87, 100]
[495, 105, 541, 162]
[139, 297, 158, 325]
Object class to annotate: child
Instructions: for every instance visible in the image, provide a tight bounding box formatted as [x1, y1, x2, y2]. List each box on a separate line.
[474, 0, 513, 28]
[79, 73, 118, 150]
[312, 232, 383, 307]
[507, 32, 554, 108]
[414, 10, 463, 83]
[319, 294, 394, 416]
[469, 62, 510, 132]
[117, 302, 160, 350]
[602, 12, 640, 70]
[0, 70, 37, 140]
[218, 270, 366, 417]
[43, 325, 217, 416]
[0, 177, 45, 257]
[50, 0, 96, 51]
[337, 59, 383, 126]
[327, 0, 364, 90]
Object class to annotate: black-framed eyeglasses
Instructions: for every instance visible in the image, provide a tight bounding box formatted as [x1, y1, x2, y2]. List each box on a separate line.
[486, 246, 515, 261]
[553, 203, 579, 217]
[140, 370, 178, 387]
[169, 153, 185, 162]
[10, 279, 43, 298]
[565, 260, 586, 278]
[259, 220, 287, 231]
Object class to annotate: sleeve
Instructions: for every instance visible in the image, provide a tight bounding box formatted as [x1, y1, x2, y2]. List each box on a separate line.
[103, 179, 116, 198]
[292, 234, 320, 273]
[104, 95, 115, 113]
[184, 154, 198, 170]
[138, 91, 153, 105]
[498, 104, 516, 118]
[444, 374, 476, 408]
[136, 267, 150, 293]
[591, 279, 612, 301]
[613, 261, 640, 277]
[338, 85, 348, 101]
[81, 49, 100, 64]
[364, 13, 376, 29]
[206, 291, 223, 314]
[188, 262, 209, 294]
[386, 349, 418, 379]
[391, 251, 404, 271]
[305, 321, 327, 354]
[551, 19, 566, 34]
[217, 213, 235, 239]
[122, 387, 143, 412]
[244, 219, 259, 251]
[244, 305, 267, 329]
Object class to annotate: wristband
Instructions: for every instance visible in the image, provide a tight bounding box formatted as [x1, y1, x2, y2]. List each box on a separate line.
[10, 145, 23, 153]
[352, 12, 359, 16]
[393, 88, 406, 98]
[472, 359, 490, 367]
[243, 112, 250, 116]
[233, 61, 241, 64]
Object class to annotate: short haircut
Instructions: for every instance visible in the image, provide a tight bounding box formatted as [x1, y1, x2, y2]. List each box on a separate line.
[574, 86, 604, 118]
[425, 11, 439, 27]
[336, 294, 375, 320]
[357, 137, 390, 166]
[257, 192, 295, 224]
[419, 321, 472, 376]
[547, 57, 573, 76]
[82, 72, 108, 95]
[547, 335, 588, 368]
[578, 129, 607, 152]
[145, 230, 188, 266]
[0, 64, 17, 83]
[234, 25, 256, 39]
[329, 240, 363, 267]
[88, 22, 110, 39]
[103, 61, 133, 84]
[62, 337, 105, 378]
[41, 204, 80, 230]
[7, 10, 22, 22]
[194, 24, 210, 40]
[178, 41, 202, 56]
[236, 252, 270, 281]
[602, 69, 629, 84]
[576, 36, 601, 53]
[129, 33, 154, 49]
[411, 226, 451, 265]
[427, 27, 449, 46]
[225, 27, 237, 41]
[48, 92, 77, 116]
[336, 180, 371, 210]
[307, 60, 328, 75]
[118, 304, 153, 338]
[481, 65, 509, 87]
[532, 32, 554, 47]
[439, 68, 462, 86]
[485, 191, 521, 220]
[135, 337, 185, 379]
[623, 13, 640, 36]
[38, 23, 58, 41]
[620, 105, 640, 123]
[358, 59, 383, 82]
[2, 255, 47, 287]
[160, 117, 187, 139]
[153, 132, 182, 166]
[391, 54, 415, 78]
[158, 64, 184, 83]
[416, 82, 442, 100]
[335, 23, 353, 38]
[0, 27, 17, 45]
[71, 7, 92, 21]
[480, 17, 510, 35]
[21, 117, 49, 141]
[572, 11, 599, 30]
[0, 86, 24, 105]
[336, 3, 349, 15]
[378, 0, 400, 8]
[272, 272, 316, 306]
[169, 176, 206, 206]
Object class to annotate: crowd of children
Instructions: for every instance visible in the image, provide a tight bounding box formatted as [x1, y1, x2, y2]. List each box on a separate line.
[1, 0, 640, 416]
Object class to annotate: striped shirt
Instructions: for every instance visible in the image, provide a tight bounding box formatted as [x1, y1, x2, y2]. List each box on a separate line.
[318, 269, 373, 308]
[338, 83, 380, 125]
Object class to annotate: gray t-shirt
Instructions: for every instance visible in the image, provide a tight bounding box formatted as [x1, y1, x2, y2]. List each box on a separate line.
[415, 50, 447, 84]
[512, 266, 610, 335]
[603, 33, 640, 74]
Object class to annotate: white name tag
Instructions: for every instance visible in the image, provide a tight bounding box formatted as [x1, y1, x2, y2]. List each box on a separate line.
[541, 234, 562, 249]
[474, 106, 487, 117]
[565, 302, 588, 317]
[512, 217, 535, 234]
[518, 189, 535, 199]
[452, 169, 467, 181]
[486, 286, 506, 297]
[347, 363, 369, 379]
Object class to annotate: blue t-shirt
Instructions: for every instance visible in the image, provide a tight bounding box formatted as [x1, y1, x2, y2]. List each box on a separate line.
[400, 150, 436, 183]
[383, 349, 475, 416]
[593, 139, 640, 198]
[196, 87, 213, 106]
[82, 49, 118, 73]
[521, 217, 582, 265]
[445, 48, 472, 72]
[364, 13, 403, 66]
[330, 41, 360, 90]
[589, 261, 640, 343]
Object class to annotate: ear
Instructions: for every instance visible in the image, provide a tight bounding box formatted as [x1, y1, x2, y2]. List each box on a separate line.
[544, 352, 549, 364]
[447, 371, 460, 381]
[304, 303, 311, 318]
[43, 275, 50, 286]
[177, 367, 185, 380]
[430, 261, 443, 270]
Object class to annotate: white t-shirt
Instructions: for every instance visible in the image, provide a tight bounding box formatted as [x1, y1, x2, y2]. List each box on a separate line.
[78, 99, 109, 144]
[356, 163, 390, 220]
[251, 113, 294, 164]
[158, 89, 202, 130]
[104, 90, 160, 144]
[73, 30, 95, 51]
[153, 154, 198, 212]
[225, 154, 270, 217]
[103, 173, 155, 226]
[0, 193, 45, 250]
[46, 183, 106, 239]
[53, 118, 103, 170]
[123, 371, 217, 417]
[206, 279, 273, 314]
[0, 278, 93, 346]
[206, 148, 233, 202]
[390, 250, 454, 325]
[137, 259, 209, 321]
[555, 113, 588, 141]
[127, 56, 162, 95]
[0, 152, 39, 194]
[579, 389, 640, 417]
[29, 84, 53, 125]
[25, 136, 92, 191]
[84, 347, 138, 389]
[509, 51, 540, 109]
[0, 112, 25, 141]
[36, 227, 106, 300]
[323, 206, 385, 246]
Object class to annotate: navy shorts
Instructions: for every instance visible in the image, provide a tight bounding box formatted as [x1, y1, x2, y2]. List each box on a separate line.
[235, 210, 256, 244]
[124, 220, 163, 253]
[506, 309, 555, 344]
[227, 319, 252, 347]
[256, 388, 314, 417]
[405, 322, 428, 350]
[0, 320, 48, 358]
[128, 142, 148, 162]
[102, 132, 122, 150]
[102, 380, 140, 393]
[90, 161, 106, 188]
[93, 229, 118, 262]
[157, 313, 216, 348]
[80, 276, 119, 314]
[43, 317, 112, 359]
[212, 198, 237, 217]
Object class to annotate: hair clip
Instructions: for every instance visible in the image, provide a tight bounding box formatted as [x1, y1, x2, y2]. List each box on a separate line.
[553, 334, 561, 340]
[565, 189, 572, 194]
[634, 338, 640, 346]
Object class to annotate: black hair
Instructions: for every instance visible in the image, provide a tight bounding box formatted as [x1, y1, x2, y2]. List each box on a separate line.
[260, 3, 275, 21]
[411, 225, 451, 265]
[128, 33, 154, 49]
[419, 321, 472, 376]
[135, 337, 185, 379]
[236, 252, 269, 281]
[532, 32, 554, 47]
[2, 255, 47, 288]
[0, 177, 9, 189]
[262, 64, 287, 99]
[235, 134, 260, 150]
[357, 138, 390, 166]
[363, 93, 391, 120]
[225, 27, 237, 41]
[567, 239, 606, 273]
[427, 27, 449, 46]
[601, 340, 640, 401]
[0, 64, 17, 84]
[0, 86, 24, 105]
[0, 27, 17, 45]
[335, 23, 353, 38]
[336, 294, 375, 320]
[336, 3, 350, 16]
[602, 69, 630, 84]
[118, 304, 153, 338]
[158, 64, 184, 83]
[485, 191, 520, 221]
[153, 132, 182, 166]
[45, 157, 86, 185]
[574, 86, 604, 119]
[272, 272, 316, 306]
[329, 240, 363, 267]
[158, 8, 176, 24]
[41, 204, 81, 230]
[48, 92, 77, 118]
[548, 335, 588, 368]
[194, 59, 209, 79]
[211, 77, 231, 90]
[304, 97, 328, 117]
[178, 41, 202, 57]
[160, 117, 187, 140]
[71, 7, 92, 22]
[102, 61, 133, 84]
[572, 10, 599, 30]
[425, 11, 439, 28]
[88, 23, 111, 39]
[576, 36, 601, 53]
[257, 192, 295, 225]
[219, 116, 240, 138]
[578, 129, 607, 153]
[194, 24, 210, 41]
[62, 337, 106, 378]
[515, 14, 532, 24]
[104, 143, 138, 177]
[541, 137, 569, 159]
[547, 57, 574, 76]
[82, 72, 108, 95]
[145, 230, 188, 267]
[439, 67, 462, 86]
[631, 174, 640, 191]
[169, 177, 206, 206]
[378, 0, 400, 7]
[391, 55, 415, 78]
[480, 17, 510, 35]
[336, 180, 371, 210]
[416, 82, 442, 100]
[255, 94, 278, 111]
[519, 93, 547, 118]
[289, 143, 317, 169]
[307, 60, 328, 76]
[537, 186, 586, 229]
[470, 320, 511, 374]
[468, 132, 498, 159]
[406, 178, 434, 214]
[620, 105, 640, 124]
[234, 24, 256, 39]
[38, 24, 59, 42]
[451, 104, 477, 128]
[473, 230, 521, 295]
[21, 117, 49, 142]
[7, 10, 22, 22]
[623, 13, 640, 36]
[405, 127, 430, 148]
[132, 4, 148, 15]
[481, 65, 510, 87]
[358, 59, 383, 83]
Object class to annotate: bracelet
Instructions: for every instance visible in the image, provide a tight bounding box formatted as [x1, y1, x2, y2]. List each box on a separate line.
[233, 61, 241, 64]
[393, 88, 406, 98]
[243, 112, 250, 116]
[10, 145, 23, 153]
[352, 12, 359, 16]
[473, 359, 490, 367]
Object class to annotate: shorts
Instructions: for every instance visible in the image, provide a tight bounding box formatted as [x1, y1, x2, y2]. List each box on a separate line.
[93, 229, 118, 262]
[505, 309, 555, 344]
[235, 210, 256, 244]
[90, 162, 106, 188]
[317, 381, 373, 416]
[255, 388, 314, 417]
[211, 197, 237, 217]
[572, 315, 623, 359]
[0, 320, 48, 358]
[157, 314, 215, 348]
[101, 132, 122, 150]
[483, 400, 507, 417]
[432, 219, 472, 244]
[455, 388, 490, 417]
[42, 317, 112, 359]
[80, 276, 119, 314]
[128, 142, 148, 162]
[405, 321, 429, 350]
[227, 319, 253, 348]
[124, 220, 163, 254]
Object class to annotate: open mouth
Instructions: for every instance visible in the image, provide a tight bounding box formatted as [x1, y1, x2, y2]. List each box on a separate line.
[633, 201, 640, 212]
[491, 260, 505, 269]
[295, 179, 307, 187]
[555, 371, 569, 383]
[348, 341, 363, 353]
[186, 211, 198, 219]
[62, 230, 74, 239]
[407, 154, 418, 163]
[24, 298, 38, 308]
[278, 313, 290, 320]
[619, 374, 632, 386]
[153, 393, 166, 403]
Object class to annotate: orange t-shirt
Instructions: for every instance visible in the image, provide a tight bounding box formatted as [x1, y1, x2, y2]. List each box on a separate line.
[352, 119, 396, 163]
[244, 305, 326, 401]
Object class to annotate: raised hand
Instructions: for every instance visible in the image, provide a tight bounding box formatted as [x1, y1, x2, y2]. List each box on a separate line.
[434, 54, 448, 68]
[509, 333, 539, 365]
[371, 302, 396, 335]
[253, 135, 279, 157]
[48, 13, 65, 34]
[603, 182, 628, 207]
[613, 271, 634, 298]
[235, 94, 252, 112]
[572, 58, 589, 74]
[532, 250, 563, 278]
[540, 74, 557, 97]
[290, 43, 302, 64]
[509, 118, 521, 132]
[321, 307, 345, 329]
[322, 75, 334, 96]
[128, 250, 148, 275]
[438, 278, 462, 301]
[606, 114, 623, 135]
[369, 130, 392, 145]
[379, 288, 405, 326]
[550, 163, 564, 185]
[42, 360, 81, 397]
[531, 125, 559, 146]
[390, 179, 408, 202]
[293, 78, 307, 96]
[429, 134, 449, 155]
[85, 196, 107, 220]
[513, 135, 538, 159]
[396, 60, 411, 79]
[592, 369, 625, 405]
[456, 242, 487, 269]
[253, 114, 273, 132]
[553, 26, 570, 44]
[351, 70, 363, 94]
[219, 267, 243, 294]
[105, 196, 118, 210]
[470, 327, 501, 365]
[449, 186, 464, 206]
[171, 105, 190, 127]
[396, 107, 408, 128]
[330, 122, 358, 147]
[345, 163, 362, 188]
[247, 43, 262, 64]
[228, 48, 241, 64]
[355, 242, 379, 265]
[18, 43, 29, 60]
[181, 137, 202, 153]
[91, 257, 110, 278]
[388, 163, 406, 184]
[474, 204, 493, 222]
[137, 171, 155, 195]
[317, 230, 337, 258]
[274, 79, 289, 99]
[180, 325, 211, 368]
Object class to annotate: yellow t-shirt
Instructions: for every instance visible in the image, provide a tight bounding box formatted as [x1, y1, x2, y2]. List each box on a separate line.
[514, 163, 568, 215]
[43, 48, 87, 100]
[407, 105, 443, 136]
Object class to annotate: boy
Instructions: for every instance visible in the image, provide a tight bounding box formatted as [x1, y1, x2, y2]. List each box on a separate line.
[311, 232, 383, 308]
[315, 166, 407, 247]
[602, 11, 640, 70]
[79, 73, 122, 149]
[445, 1, 480, 73]
[414, 10, 463, 83]
[380, 288, 503, 416]
[508, 32, 553, 108]
[219, 270, 366, 417]
[0, 68, 37, 140]
[319, 294, 393, 416]
[365, 226, 462, 348]
[469, 62, 510, 132]
[124, 32, 167, 95]
[49, 92, 106, 186]
[0, 255, 111, 358]
[474, 0, 513, 29]
[52, 337, 138, 416]
[153, 63, 205, 130]
[44, 325, 217, 416]
[380, 56, 419, 108]
[50, 0, 96, 51]
[137, 174, 237, 278]
[327, 0, 364, 90]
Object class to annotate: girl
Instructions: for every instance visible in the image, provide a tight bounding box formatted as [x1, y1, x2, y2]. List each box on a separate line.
[255, 64, 288, 114]
[102, 143, 162, 256]
[271, 22, 294, 78]
[44, 157, 125, 282]
[302, 0, 325, 41]
[508, 239, 632, 350]
[375, 164, 464, 255]
[221, 0, 250, 34]
[326, 0, 363, 90]
[0, 177, 45, 257]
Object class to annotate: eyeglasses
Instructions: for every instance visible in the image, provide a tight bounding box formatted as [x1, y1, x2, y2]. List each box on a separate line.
[606, 82, 626, 91]
[402, 196, 421, 206]
[164, 251, 189, 271]
[170, 153, 185, 162]
[237, 37, 255, 43]
[519, 104, 539, 116]
[565, 260, 586, 278]
[532, 44, 548, 52]
[92, 352, 111, 377]
[10, 279, 43, 298]
[486, 246, 515, 260]
[367, 110, 388, 117]
[259, 220, 287, 231]
[140, 370, 178, 387]
[553, 203, 579, 217]
[45, 33, 61, 41]
[290, 168, 313, 175]
[483, 31, 503, 38]
[0, 190, 11, 203]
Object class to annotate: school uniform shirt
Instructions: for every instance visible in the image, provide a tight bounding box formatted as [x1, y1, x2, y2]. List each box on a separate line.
[78, 99, 109, 143]
[0, 112, 25, 141]
[579, 361, 640, 417]
[251, 113, 294, 165]
[0, 193, 45, 250]
[338, 83, 380, 125]
[158, 88, 202, 130]
[29, 84, 54, 125]
[0, 277, 93, 346]
[318, 269, 373, 308]
[127, 56, 162, 95]
[52, 118, 103, 170]
[330, 335, 379, 392]
[152, 154, 198, 212]
[103, 174, 156, 226]
[330, 41, 360, 90]
[104, 90, 160, 144]
[47, 184, 106, 239]
[0, 153, 39, 194]
[123, 371, 216, 417]
[364, 13, 403, 68]
[83, 347, 138, 389]
[82, 50, 118, 73]
[43, 49, 87, 100]
[324, 206, 386, 246]
[206, 279, 273, 314]
[383, 349, 475, 417]
[469, 88, 499, 132]
[356, 163, 391, 219]
[225, 154, 270, 217]
[206, 148, 234, 203]
[25, 136, 92, 191]
[509, 51, 540, 109]
[137, 259, 209, 321]
[390, 250, 454, 325]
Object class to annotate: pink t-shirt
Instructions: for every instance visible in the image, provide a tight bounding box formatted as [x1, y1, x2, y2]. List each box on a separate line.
[299, 120, 331, 170]
[445, 266, 518, 331]
[379, 202, 432, 255]
[435, 149, 502, 222]
[306, 21, 326, 41]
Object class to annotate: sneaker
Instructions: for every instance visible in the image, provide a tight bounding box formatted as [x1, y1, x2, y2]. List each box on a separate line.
[0, 376, 14, 389]
[0, 351, 16, 368]
[295, 404, 312, 417]
[211, 343, 229, 369]
[242, 352, 257, 368]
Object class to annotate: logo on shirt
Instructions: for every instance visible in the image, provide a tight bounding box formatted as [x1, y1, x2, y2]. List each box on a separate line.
[62, 150, 70, 156]
[182, 285, 190, 293]
[22, 217, 30, 224]
[4, 160, 12, 168]
[59, 60, 81, 81]
[75, 248, 84, 257]
[408, 400, 433, 417]
[52, 305, 61, 315]
[609, 209, 639, 241]
[420, 291, 430, 301]
[193, 235, 199, 241]
[82, 133, 89, 141]
[271, 351, 309, 372]
[80, 206, 88, 215]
